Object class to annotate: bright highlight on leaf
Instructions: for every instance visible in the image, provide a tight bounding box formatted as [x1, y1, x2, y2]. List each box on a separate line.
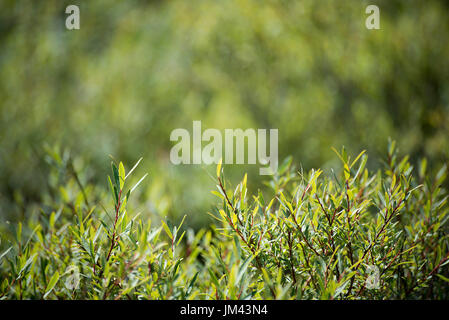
[44, 272, 59, 299]
[119, 162, 125, 189]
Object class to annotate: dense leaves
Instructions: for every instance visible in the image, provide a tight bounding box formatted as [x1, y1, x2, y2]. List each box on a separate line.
[210, 141, 449, 299]
[0, 142, 448, 299]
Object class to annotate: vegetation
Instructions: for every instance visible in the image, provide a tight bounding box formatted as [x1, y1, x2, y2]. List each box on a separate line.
[0, 0, 448, 301]
[1, 141, 448, 299]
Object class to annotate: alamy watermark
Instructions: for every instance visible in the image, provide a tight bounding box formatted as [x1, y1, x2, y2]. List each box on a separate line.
[65, 5, 80, 30]
[170, 121, 278, 175]
[64, 5, 379, 31]
[365, 5, 380, 30]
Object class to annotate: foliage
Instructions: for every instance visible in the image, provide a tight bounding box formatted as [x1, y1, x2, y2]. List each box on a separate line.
[0, 156, 196, 299]
[210, 141, 449, 299]
[1, 142, 448, 299]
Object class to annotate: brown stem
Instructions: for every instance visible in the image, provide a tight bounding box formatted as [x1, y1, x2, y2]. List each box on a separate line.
[100, 189, 122, 278]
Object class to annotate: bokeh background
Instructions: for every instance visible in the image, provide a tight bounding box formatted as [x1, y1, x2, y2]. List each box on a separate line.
[1, 0, 448, 228]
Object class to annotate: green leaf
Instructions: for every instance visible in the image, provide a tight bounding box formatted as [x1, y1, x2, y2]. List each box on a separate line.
[125, 157, 143, 179]
[108, 176, 118, 205]
[236, 255, 255, 285]
[17, 222, 22, 244]
[112, 162, 120, 190]
[344, 163, 350, 181]
[0, 247, 12, 262]
[44, 271, 59, 299]
[18, 254, 36, 278]
[119, 161, 125, 189]
[161, 220, 173, 240]
[178, 215, 187, 230]
[350, 150, 366, 169]
[130, 173, 148, 194]
[436, 274, 449, 283]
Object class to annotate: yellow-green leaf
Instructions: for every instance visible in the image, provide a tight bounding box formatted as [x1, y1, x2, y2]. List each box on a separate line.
[44, 272, 59, 299]
[119, 162, 125, 190]
[161, 220, 173, 240]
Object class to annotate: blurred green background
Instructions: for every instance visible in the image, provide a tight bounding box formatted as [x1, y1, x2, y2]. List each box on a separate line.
[0, 0, 448, 228]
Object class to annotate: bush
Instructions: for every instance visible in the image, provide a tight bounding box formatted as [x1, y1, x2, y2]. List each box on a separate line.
[1, 141, 448, 299]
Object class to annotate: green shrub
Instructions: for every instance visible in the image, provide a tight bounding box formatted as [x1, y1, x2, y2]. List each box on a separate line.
[209, 142, 449, 299]
[0, 141, 448, 299]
